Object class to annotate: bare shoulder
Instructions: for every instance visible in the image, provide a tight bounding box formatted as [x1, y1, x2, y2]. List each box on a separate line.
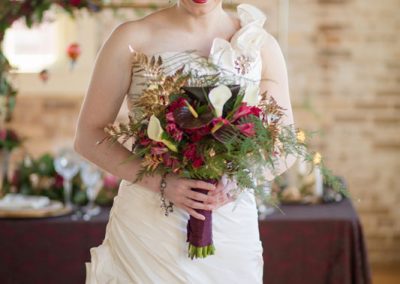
[260, 31, 287, 72]
[104, 7, 170, 53]
[261, 31, 283, 57]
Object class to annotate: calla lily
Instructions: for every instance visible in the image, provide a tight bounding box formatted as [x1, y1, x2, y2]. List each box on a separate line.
[147, 115, 163, 141]
[243, 84, 259, 106]
[208, 85, 232, 117]
[147, 115, 177, 152]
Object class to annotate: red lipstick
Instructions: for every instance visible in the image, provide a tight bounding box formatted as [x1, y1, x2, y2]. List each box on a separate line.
[192, 0, 208, 4]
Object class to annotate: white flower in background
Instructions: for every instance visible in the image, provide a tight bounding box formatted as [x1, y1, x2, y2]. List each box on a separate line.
[147, 115, 177, 152]
[243, 84, 259, 106]
[209, 85, 232, 117]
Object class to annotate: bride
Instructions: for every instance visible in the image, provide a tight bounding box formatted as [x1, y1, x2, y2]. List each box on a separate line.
[74, 0, 296, 283]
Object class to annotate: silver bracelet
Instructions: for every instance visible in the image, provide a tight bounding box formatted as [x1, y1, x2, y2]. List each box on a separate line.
[160, 174, 174, 216]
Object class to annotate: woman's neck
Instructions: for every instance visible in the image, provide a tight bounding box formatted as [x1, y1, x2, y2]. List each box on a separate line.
[170, 2, 227, 34]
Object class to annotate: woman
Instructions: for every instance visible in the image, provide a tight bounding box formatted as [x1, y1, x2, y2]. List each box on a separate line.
[74, 1, 296, 283]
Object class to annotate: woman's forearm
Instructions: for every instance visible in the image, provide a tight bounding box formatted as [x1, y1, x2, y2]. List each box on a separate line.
[73, 127, 162, 192]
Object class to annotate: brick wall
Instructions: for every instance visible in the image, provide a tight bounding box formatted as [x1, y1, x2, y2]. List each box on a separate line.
[285, 0, 400, 264]
[6, 0, 400, 264]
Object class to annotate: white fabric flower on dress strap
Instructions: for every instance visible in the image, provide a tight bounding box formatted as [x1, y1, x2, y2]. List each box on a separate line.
[209, 4, 269, 84]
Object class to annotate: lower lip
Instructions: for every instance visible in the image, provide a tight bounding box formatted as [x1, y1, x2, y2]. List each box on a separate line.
[192, 0, 208, 4]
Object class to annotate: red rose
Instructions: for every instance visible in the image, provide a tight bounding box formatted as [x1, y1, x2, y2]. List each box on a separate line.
[237, 123, 256, 137]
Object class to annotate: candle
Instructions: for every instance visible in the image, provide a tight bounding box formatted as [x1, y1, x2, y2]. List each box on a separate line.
[298, 158, 308, 176]
[314, 166, 324, 197]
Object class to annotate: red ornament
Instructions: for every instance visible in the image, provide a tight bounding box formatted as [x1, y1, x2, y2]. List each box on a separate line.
[67, 43, 81, 69]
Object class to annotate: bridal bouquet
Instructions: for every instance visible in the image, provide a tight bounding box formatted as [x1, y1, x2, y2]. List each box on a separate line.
[99, 51, 346, 259]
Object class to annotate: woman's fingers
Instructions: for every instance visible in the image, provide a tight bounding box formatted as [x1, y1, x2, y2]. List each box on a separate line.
[208, 180, 225, 196]
[186, 190, 210, 203]
[184, 198, 214, 211]
[182, 205, 206, 220]
[186, 179, 216, 191]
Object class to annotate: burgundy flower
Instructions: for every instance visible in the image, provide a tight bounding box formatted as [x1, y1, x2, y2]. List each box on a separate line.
[166, 123, 183, 142]
[137, 130, 151, 146]
[232, 103, 262, 121]
[139, 137, 152, 146]
[168, 97, 187, 112]
[183, 143, 197, 160]
[237, 123, 256, 137]
[183, 143, 205, 168]
[187, 125, 211, 142]
[192, 157, 204, 168]
[162, 153, 180, 170]
[151, 146, 168, 155]
[211, 117, 230, 127]
[166, 112, 175, 122]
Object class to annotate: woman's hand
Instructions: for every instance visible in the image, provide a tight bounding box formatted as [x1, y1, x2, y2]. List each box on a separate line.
[207, 175, 236, 209]
[163, 174, 236, 220]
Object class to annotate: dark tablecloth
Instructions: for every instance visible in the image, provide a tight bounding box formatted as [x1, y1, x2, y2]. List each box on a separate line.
[260, 199, 371, 284]
[0, 199, 371, 284]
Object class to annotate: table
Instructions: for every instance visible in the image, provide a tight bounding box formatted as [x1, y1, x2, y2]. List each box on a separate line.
[260, 199, 371, 284]
[0, 199, 371, 284]
[0, 210, 108, 284]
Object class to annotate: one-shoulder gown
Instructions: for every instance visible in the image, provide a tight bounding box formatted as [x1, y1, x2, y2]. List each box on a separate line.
[86, 4, 270, 283]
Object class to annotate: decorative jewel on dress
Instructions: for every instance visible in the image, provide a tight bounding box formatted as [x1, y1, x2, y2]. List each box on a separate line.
[234, 55, 254, 75]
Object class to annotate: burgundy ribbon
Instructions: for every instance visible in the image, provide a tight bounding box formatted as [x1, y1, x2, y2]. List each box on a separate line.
[186, 179, 218, 247]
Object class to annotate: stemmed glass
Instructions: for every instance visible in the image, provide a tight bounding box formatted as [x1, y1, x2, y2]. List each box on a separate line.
[80, 161, 102, 220]
[256, 180, 275, 220]
[253, 165, 275, 220]
[53, 147, 80, 209]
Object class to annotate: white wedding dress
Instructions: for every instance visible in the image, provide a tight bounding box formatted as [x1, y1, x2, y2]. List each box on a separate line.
[86, 4, 269, 284]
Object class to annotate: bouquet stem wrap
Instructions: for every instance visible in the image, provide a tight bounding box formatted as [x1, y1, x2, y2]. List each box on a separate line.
[187, 179, 217, 259]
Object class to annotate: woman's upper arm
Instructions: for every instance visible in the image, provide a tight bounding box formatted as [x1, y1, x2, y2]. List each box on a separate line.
[259, 33, 294, 126]
[75, 22, 137, 139]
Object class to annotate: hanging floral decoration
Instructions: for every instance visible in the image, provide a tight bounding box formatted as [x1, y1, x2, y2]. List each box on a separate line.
[67, 42, 81, 69]
[0, 0, 102, 121]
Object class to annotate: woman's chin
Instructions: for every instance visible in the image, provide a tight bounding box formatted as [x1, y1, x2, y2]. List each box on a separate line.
[179, 0, 221, 15]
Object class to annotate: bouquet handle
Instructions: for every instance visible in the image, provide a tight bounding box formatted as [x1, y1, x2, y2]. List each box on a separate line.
[187, 179, 218, 259]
